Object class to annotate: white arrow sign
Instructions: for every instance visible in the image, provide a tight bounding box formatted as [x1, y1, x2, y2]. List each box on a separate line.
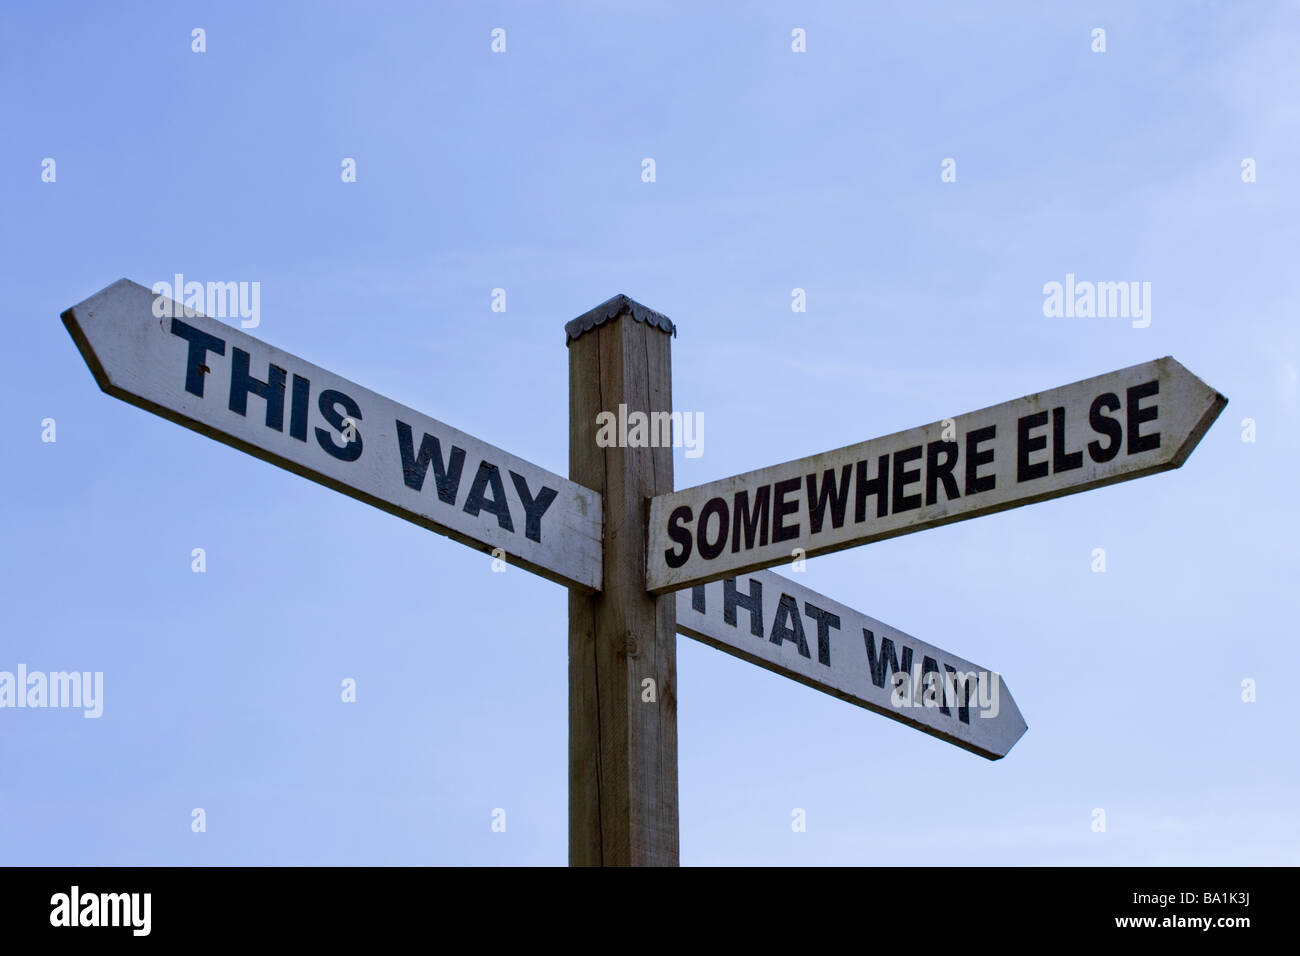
[676, 568, 1027, 759]
[62, 279, 603, 591]
[648, 357, 1225, 593]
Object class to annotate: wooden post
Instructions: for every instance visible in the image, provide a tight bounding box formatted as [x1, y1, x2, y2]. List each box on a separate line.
[566, 295, 679, 866]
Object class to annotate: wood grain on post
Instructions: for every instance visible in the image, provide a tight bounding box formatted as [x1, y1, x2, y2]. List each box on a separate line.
[566, 295, 679, 866]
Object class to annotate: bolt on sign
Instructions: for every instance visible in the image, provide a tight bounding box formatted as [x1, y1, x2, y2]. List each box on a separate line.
[646, 357, 1226, 594]
[676, 568, 1027, 759]
[61, 279, 602, 591]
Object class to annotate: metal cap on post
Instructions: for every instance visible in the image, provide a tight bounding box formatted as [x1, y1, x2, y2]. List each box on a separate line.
[566, 294, 679, 867]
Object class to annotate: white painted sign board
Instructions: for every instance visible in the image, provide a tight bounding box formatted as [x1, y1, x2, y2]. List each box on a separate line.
[649, 357, 1225, 593]
[676, 568, 1027, 759]
[62, 279, 603, 591]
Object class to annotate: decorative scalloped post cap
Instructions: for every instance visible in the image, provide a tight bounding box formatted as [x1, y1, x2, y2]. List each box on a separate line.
[564, 294, 677, 345]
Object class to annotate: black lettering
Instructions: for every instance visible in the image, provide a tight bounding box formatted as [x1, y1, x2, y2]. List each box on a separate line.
[1052, 406, 1084, 473]
[169, 317, 225, 397]
[943, 664, 973, 725]
[395, 420, 464, 503]
[665, 506, 693, 568]
[228, 347, 286, 431]
[1127, 380, 1160, 454]
[316, 389, 363, 462]
[723, 576, 763, 637]
[854, 454, 890, 521]
[925, 441, 960, 506]
[922, 656, 949, 716]
[289, 374, 310, 442]
[804, 602, 840, 667]
[1088, 393, 1122, 462]
[698, 497, 729, 560]
[731, 486, 770, 553]
[965, 425, 997, 495]
[891, 445, 923, 513]
[769, 594, 810, 658]
[463, 461, 514, 532]
[690, 584, 706, 613]
[806, 465, 851, 534]
[772, 477, 801, 542]
[1017, 411, 1049, 482]
[509, 471, 557, 543]
[863, 629, 913, 689]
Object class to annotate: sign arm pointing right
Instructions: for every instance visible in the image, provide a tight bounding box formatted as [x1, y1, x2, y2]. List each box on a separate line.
[676, 567, 1028, 760]
[647, 357, 1226, 594]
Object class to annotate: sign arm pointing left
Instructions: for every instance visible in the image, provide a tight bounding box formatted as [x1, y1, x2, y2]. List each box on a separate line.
[62, 279, 604, 592]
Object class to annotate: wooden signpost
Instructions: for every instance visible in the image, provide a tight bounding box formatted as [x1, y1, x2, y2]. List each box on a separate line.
[566, 296, 679, 866]
[61, 280, 1226, 866]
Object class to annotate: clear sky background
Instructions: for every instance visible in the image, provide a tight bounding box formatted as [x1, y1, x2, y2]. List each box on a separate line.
[2, 1, 1297, 865]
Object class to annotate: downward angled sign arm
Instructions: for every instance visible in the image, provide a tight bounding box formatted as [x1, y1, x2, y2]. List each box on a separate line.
[647, 357, 1226, 593]
[62, 279, 603, 591]
[676, 568, 1027, 760]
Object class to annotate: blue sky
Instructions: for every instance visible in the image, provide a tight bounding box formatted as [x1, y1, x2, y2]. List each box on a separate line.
[2, 1, 1297, 865]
